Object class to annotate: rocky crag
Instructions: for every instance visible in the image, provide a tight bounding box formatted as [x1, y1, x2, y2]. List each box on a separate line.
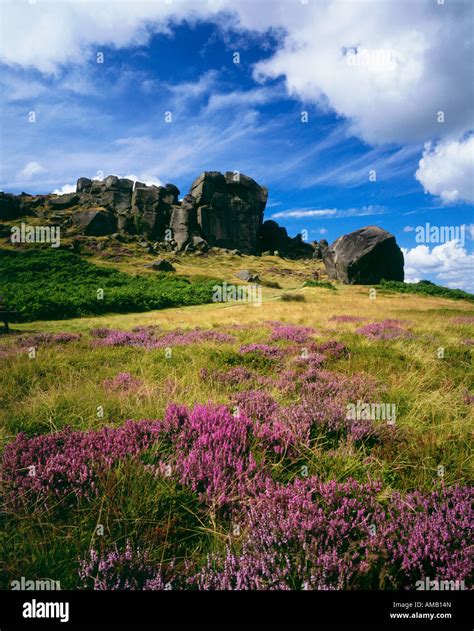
[0, 171, 405, 282]
[0, 171, 314, 258]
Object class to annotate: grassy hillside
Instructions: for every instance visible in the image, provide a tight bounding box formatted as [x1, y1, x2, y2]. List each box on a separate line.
[0, 250, 472, 591]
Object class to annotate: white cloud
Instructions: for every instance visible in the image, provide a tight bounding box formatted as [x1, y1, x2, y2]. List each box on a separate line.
[403, 225, 415, 232]
[2, 1, 473, 205]
[273, 209, 337, 219]
[272, 205, 386, 219]
[52, 183, 76, 195]
[123, 174, 165, 188]
[19, 161, 47, 179]
[402, 240, 474, 292]
[2, 1, 472, 147]
[251, 1, 474, 146]
[415, 136, 474, 203]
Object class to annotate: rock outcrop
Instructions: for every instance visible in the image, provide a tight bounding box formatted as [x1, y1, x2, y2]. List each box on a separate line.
[191, 171, 268, 254]
[258, 220, 314, 259]
[321, 226, 404, 284]
[2, 170, 315, 258]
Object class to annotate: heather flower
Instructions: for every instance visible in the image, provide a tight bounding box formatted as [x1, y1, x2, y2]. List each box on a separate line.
[102, 372, 143, 392]
[329, 315, 365, 323]
[270, 324, 316, 343]
[293, 352, 327, 370]
[193, 480, 473, 590]
[311, 340, 348, 359]
[168, 403, 265, 508]
[79, 541, 176, 590]
[2, 420, 161, 509]
[193, 477, 386, 590]
[356, 320, 413, 340]
[239, 344, 284, 359]
[200, 366, 257, 388]
[92, 327, 234, 349]
[17, 332, 81, 347]
[382, 485, 474, 586]
[451, 316, 474, 325]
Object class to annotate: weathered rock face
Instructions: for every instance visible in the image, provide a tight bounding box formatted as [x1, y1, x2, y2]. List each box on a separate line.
[1, 171, 317, 259]
[72, 209, 117, 236]
[190, 171, 268, 254]
[257, 220, 315, 259]
[321, 226, 404, 284]
[76, 176, 134, 214]
[169, 194, 203, 251]
[0, 192, 42, 220]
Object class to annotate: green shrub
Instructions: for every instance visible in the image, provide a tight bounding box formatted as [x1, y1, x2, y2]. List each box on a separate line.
[303, 280, 337, 290]
[0, 248, 218, 321]
[379, 279, 473, 302]
[281, 293, 306, 301]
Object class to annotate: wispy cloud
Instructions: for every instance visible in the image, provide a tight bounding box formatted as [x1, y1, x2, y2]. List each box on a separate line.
[272, 205, 387, 219]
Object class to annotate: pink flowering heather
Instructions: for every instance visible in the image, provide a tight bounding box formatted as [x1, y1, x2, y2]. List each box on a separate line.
[270, 324, 316, 343]
[356, 320, 413, 340]
[192, 479, 473, 590]
[200, 366, 257, 389]
[310, 340, 348, 359]
[164, 403, 265, 509]
[293, 352, 327, 370]
[382, 485, 474, 586]
[239, 343, 284, 359]
[463, 339, 474, 346]
[79, 541, 176, 590]
[92, 327, 234, 349]
[451, 316, 474, 325]
[329, 315, 365, 323]
[17, 332, 81, 347]
[193, 477, 387, 590]
[102, 372, 143, 392]
[288, 369, 380, 442]
[91, 327, 155, 348]
[2, 420, 160, 509]
[151, 329, 235, 348]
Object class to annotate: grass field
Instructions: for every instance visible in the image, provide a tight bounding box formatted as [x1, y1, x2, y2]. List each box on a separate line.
[0, 248, 472, 591]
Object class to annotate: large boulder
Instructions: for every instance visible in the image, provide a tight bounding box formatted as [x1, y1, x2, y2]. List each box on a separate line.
[189, 171, 268, 254]
[72, 209, 117, 236]
[150, 258, 175, 272]
[236, 270, 260, 282]
[322, 226, 404, 284]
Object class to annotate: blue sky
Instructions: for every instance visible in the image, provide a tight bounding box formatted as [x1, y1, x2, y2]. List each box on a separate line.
[0, 0, 473, 290]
